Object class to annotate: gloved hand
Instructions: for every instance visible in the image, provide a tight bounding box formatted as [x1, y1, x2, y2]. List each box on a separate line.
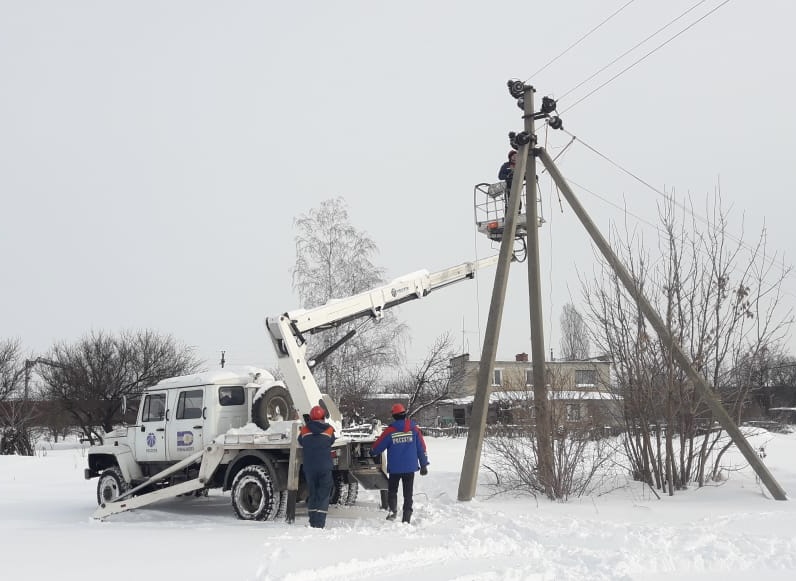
[420, 465, 428, 476]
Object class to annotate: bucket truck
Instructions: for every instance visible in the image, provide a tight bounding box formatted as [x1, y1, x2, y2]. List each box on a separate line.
[85, 256, 498, 520]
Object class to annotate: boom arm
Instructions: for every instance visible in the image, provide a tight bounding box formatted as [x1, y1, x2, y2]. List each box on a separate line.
[265, 256, 499, 421]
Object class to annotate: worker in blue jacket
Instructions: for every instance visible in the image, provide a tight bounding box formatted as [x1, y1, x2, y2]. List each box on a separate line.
[370, 403, 429, 524]
[498, 150, 521, 213]
[298, 405, 336, 528]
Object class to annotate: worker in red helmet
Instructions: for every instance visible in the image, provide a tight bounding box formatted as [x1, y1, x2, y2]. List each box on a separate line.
[370, 402, 429, 524]
[298, 405, 336, 528]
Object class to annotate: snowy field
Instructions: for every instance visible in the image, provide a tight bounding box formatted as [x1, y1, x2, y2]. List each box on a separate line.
[2, 431, 796, 581]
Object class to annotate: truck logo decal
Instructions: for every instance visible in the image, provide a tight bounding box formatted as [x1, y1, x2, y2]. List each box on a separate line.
[146, 433, 156, 447]
[177, 431, 194, 447]
[391, 285, 410, 298]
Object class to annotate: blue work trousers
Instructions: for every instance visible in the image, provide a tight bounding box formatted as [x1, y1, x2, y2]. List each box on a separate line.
[305, 469, 333, 528]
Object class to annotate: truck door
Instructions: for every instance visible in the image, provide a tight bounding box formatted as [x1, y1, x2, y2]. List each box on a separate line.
[135, 391, 168, 462]
[167, 388, 204, 461]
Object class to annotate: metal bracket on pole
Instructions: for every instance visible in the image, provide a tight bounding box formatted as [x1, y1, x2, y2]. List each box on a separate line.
[536, 146, 788, 501]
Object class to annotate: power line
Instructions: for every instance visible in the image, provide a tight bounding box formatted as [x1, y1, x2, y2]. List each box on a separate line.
[524, 0, 637, 83]
[561, 0, 733, 113]
[559, 0, 709, 101]
[560, 175, 796, 308]
[551, 129, 795, 299]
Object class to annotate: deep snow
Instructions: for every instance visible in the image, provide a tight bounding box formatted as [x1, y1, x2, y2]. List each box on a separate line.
[2, 430, 796, 581]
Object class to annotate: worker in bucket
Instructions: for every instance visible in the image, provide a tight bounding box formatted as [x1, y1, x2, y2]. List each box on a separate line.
[498, 149, 519, 212]
[370, 403, 429, 524]
[298, 405, 336, 528]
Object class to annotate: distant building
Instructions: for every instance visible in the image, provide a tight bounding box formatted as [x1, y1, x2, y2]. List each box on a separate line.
[414, 352, 620, 430]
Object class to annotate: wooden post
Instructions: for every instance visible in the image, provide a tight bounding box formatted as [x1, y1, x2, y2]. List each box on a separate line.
[458, 137, 529, 501]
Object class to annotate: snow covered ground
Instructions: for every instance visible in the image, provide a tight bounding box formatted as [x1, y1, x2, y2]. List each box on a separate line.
[2, 431, 796, 581]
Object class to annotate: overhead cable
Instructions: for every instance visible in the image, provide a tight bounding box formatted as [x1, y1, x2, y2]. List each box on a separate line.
[524, 0, 636, 82]
[561, 0, 733, 113]
[559, 0, 709, 101]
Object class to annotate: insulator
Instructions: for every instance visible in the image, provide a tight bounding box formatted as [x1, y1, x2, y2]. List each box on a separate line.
[541, 96, 557, 114]
[507, 79, 527, 99]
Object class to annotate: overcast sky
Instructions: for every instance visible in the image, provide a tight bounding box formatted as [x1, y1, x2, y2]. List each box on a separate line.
[2, 0, 795, 374]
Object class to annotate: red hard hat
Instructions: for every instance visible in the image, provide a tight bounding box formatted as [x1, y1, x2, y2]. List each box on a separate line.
[309, 405, 325, 421]
[391, 403, 406, 415]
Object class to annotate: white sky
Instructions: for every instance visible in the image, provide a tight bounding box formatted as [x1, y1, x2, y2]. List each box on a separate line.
[2, 1, 795, 372]
[2, 431, 796, 580]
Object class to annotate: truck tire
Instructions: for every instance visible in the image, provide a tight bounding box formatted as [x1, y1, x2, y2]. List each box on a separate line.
[96, 466, 130, 506]
[330, 471, 347, 505]
[251, 386, 297, 431]
[345, 481, 359, 506]
[330, 472, 359, 506]
[273, 490, 288, 518]
[231, 465, 279, 521]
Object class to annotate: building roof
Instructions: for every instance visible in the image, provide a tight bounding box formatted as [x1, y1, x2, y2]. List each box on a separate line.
[441, 389, 617, 405]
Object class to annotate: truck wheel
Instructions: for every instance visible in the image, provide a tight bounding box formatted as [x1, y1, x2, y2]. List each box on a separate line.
[231, 465, 278, 521]
[273, 490, 288, 518]
[251, 386, 297, 431]
[345, 481, 359, 506]
[96, 466, 130, 506]
[330, 472, 359, 506]
[330, 471, 348, 505]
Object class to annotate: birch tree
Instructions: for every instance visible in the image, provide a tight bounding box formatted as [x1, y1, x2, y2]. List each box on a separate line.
[292, 198, 406, 415]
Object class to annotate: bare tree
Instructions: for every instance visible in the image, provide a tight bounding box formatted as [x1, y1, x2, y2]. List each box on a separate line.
[582, 192, 792, 494]
[292, 197, 406, 415]
[385, 333, 462, 418]
[0, 338, 36, 455]
[0, 339, 23, 402]
[38, 329, 201, 444]
[559, 303, 590, 360]
[483, 369, 616, 499]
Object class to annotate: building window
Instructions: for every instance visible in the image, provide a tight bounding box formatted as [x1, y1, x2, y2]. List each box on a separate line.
[566, 403, 583, 421]
[575, 369, 597, 386]
[525, 369, 533, 386]
[493, 368, 503, 387]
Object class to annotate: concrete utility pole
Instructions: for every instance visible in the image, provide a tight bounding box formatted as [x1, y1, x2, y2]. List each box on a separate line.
[457, 138, 530, 501]
[537, 147, 788, 501]
[522, 88, 555, 497]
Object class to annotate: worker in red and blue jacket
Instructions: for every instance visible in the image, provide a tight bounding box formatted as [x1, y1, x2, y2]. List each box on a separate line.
[298, 405, 336, 528]
[370, 403, 429, 524]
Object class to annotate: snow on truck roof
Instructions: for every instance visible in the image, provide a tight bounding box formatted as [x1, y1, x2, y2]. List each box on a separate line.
[154, 365, 274, 389]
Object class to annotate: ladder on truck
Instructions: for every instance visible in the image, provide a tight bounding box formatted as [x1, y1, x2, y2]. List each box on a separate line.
[93, 444, 226, 519]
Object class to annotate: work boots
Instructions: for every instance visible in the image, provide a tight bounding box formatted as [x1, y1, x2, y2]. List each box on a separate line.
[385, 511, 397, 521]
[402, 509, 412, 524]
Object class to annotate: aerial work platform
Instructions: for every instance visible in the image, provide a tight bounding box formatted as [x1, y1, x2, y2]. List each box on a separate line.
[474, 181, 528, 242]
